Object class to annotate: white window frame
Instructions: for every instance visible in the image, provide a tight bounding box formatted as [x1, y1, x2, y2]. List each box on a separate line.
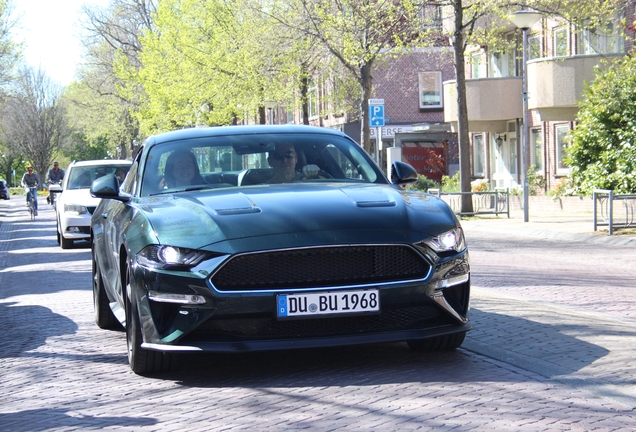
[470, 51, 485, 78]
[530, 127, 543, 172]
[418, 71, 443, 109]
[555, 124, 570, 174]
[553, 26, 569, 57]
[473, 134, 484, 176]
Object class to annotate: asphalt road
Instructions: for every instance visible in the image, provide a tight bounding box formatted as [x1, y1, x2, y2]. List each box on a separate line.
[1, 197, 635, 431]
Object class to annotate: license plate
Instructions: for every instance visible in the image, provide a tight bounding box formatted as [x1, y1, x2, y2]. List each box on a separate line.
[277, 289, 380, 318]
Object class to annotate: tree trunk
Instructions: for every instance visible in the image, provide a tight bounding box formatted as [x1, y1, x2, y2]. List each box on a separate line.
[300, 72, 310, 125]
[452, 0, 474, 214]
[359, 63, 373, 154]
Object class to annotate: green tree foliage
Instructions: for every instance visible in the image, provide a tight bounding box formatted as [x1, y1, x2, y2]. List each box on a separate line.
[0, 0, 21, 91]
[269, 0, 427, 154]
[130, 0, 302, 133]
[568, 55, 636, 194]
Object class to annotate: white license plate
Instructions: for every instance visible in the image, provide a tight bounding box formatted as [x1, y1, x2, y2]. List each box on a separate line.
[277, 289, 380, 318]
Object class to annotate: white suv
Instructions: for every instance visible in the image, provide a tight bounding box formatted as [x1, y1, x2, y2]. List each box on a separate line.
[56, 159, 132, 249]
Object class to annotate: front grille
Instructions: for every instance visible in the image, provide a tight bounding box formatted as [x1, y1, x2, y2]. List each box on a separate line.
[87, 206, 97, 215]
[182, 304, 448, 341]
[211, 245, 431, 292]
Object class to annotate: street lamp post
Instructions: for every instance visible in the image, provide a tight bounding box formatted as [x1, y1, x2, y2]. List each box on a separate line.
[510, 10, 542, 223]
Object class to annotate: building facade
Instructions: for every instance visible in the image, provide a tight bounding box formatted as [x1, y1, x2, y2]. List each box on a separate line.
[444, 3, 635, 193]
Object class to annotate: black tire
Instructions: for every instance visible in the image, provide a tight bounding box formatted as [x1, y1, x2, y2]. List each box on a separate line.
[60, 235, 73, 249]
[93, 252, 119, 330]
[125, 266, 179, 375]
[407, 331, 466, 352]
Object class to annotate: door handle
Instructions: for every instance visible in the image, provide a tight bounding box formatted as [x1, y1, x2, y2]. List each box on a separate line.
[101, 212, 108, 219]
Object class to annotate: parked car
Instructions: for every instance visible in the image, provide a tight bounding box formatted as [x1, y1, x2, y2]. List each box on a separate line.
[0, 179, 9, 200]
[56, 159, 132, 249]
[90, 125, 471, 375]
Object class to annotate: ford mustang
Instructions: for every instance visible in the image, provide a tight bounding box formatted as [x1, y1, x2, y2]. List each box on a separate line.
[90, 125, 470, 375]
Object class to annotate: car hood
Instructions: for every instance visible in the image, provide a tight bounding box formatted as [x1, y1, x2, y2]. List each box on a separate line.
[137, 183, 458, 252]
[60, 188, 101, 207]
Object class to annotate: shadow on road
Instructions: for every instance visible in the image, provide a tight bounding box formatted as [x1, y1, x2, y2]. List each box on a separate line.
[142, 306, 610, 389]
[0, 409, 157, 431]
[0, 302, 78, 358]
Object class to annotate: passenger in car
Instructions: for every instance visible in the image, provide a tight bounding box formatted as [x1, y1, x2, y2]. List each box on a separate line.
[267, 143, 320, 183]
[160, 149, 206, 189]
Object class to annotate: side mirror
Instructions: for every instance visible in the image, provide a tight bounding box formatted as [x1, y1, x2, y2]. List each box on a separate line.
[90, 174, 130, 202]
[391, 161, 418, 185]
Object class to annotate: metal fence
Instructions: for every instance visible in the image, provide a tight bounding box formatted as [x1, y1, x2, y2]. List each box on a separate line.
[428, 188, 510, 218]
[593, 189, 636, 235]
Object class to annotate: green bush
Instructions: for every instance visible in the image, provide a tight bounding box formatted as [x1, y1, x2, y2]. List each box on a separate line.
[526, 165, 546, 196]
[405, 175, 440, 192]
[441, 171, 460, 192]
[568, 55, 636, 194]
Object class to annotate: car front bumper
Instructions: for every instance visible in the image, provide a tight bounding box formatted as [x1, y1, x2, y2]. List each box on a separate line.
[130, 249, 471, 353]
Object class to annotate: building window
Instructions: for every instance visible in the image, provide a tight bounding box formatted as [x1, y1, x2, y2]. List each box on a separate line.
[418, 71, 443, 109]
[553, 26, 568, 56]
[473, 134, 484, 176]
[530, 127, 543, 171]
[528, 34, 541, 60]
[555, 124, 570, 173]
[489, 49, 515, 78]
[578, 21, 623, 55]
[470, 51, 485, 78]
[420, 3, 442, 30]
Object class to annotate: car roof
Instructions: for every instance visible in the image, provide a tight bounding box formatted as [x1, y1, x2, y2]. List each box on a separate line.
[144, 125, 351, 147]
[68, 159, 133, 168]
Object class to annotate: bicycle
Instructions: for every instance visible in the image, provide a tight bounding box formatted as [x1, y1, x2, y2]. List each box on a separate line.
[48, 181, 62, 207]
[26, 185, 38, 219]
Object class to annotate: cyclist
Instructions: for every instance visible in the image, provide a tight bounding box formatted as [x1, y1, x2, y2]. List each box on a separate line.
[46, 161, 65, 204]
[21, 166, 40, 216]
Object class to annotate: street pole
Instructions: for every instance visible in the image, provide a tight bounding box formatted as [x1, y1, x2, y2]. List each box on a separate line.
[521, 27, 530, 223]
[510, 10, 541, 223]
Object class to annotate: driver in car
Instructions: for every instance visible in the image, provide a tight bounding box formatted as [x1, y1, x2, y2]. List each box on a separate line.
[267, 143, 321, 183]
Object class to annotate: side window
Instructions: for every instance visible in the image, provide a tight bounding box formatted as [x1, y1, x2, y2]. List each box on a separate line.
[121, 162, 138, 194]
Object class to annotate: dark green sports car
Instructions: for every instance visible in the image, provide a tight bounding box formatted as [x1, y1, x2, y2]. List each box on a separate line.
[90, 125, 470, 375]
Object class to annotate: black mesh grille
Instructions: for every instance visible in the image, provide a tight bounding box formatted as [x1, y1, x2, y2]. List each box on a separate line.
[211, 245, 431, 291]
[183, 305, 448, 341]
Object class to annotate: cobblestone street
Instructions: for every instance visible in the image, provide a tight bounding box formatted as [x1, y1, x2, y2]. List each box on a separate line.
[1, 199, 635, 431]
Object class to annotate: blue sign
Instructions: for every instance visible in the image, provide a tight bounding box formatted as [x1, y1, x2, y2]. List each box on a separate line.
[369, 104, 385, 127]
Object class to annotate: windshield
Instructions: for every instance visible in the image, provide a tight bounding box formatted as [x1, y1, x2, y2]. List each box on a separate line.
[141, 132, 384, 197]
[66, 164, 131, 190]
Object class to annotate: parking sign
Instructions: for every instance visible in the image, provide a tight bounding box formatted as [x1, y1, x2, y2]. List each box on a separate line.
[369, 104, 385, 127]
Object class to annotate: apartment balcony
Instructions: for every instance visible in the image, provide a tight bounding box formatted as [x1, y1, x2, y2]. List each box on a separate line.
[443, 77, 522, 133]
[527, 53, 622, 121]
[443, 54, 623, 130]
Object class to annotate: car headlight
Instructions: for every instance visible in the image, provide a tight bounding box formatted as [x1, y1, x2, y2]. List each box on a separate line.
[136, 245, 213, 270]
[422, 227, 466, 253]
[65, 204, 89, 214]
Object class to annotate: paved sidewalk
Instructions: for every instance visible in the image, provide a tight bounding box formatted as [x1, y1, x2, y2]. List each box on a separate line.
[459, 208, 636, 246]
